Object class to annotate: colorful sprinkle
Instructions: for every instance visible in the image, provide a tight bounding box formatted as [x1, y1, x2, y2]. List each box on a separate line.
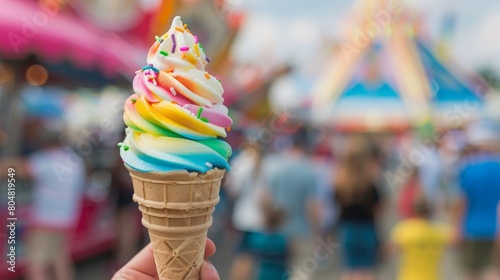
[167, 68, 174, 73]
[171, 101, 177, 105]
[131, 98, 137, 103]
[155, 35, 163, 43]
[171, 34, 177, 53]
[123, 145, 129, 151]
[205, 56, 211, 63]
[141, 64, 159, 73]
[226, 127, 231, 132]
[198, 43, 205, 52]
[197, 107, 203, 118]
[194, 35, 199, 44]
[175, 27, 184, 33]
[201, 117, 209, 123]
[117, 142, 123, 147]
[194, 44, 200, 56]
[180, 46, 189, 52]
[185, 28, 192, 34]
[183, 24, 188, 29]
[170, 87, 177, 96]
[204, 72, 210, 79]
[181, 53, 186, 59]
[205, 162, 213, 168]
[159, 50, 168, 56]
[186, 54, 198, 65]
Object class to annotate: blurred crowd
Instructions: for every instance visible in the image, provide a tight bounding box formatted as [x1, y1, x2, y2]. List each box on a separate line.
[0, 103, 500, 280]
[220, 121, 500, 280]
[0, 115, 142, 280]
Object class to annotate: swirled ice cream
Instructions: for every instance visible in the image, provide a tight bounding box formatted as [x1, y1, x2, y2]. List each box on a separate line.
[120, 16, 232, 173]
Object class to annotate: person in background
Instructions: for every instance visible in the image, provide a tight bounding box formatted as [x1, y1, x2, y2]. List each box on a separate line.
[226, 141, 266, 280]
[311, 133, 338, 237]
[264, 128, 321, 280]
[418, 142, 444, 215]
[391, 195, 452, 280]
[452, 121, 500, 280]
[497, 208, 500, 273]
[1, 122, 85, 280]
[397, 167, 423, 220]
[110, 150, 142, 271]
[334, 136, 382, 280]
[249, 203, 289, 280]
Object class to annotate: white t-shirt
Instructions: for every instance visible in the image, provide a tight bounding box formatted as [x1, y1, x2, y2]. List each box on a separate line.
[226, 150, 265, 232]
[28, 147, 85, 229]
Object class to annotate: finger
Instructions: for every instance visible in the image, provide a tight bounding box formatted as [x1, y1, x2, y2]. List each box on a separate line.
[112, 243, 157, 280]
[204, 238, 216, 258]
[200, 260, 220, 280]
[114, 240, 216, 280]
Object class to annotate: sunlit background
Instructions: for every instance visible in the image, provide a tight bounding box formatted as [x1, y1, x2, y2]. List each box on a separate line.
[1, 0, 499, 279]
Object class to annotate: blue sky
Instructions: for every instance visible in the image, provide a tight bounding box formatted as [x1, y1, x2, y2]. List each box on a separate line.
[230, 0, 500, 72]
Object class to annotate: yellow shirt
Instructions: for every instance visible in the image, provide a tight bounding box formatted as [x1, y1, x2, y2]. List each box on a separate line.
[391, 219, 451, 280]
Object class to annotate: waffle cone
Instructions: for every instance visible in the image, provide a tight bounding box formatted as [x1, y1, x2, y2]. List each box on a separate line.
[127, 167, 225, 280]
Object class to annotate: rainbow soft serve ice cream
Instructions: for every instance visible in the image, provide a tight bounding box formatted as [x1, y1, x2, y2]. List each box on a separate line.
[120, 16, 232, 173]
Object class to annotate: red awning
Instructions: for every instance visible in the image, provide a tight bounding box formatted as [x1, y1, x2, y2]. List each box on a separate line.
[0, 0, 146, 79]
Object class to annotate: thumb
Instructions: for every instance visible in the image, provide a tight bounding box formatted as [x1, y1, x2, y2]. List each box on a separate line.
[200, 261, 219, 280]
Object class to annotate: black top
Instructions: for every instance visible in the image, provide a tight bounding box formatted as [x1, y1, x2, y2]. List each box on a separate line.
[335, 184, 380, 223]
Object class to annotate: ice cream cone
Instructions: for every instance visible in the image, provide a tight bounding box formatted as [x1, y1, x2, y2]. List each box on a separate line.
[127, 167, 225, 280]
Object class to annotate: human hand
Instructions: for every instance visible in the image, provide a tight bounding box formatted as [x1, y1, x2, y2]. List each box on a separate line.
[112, 239, 219, 280]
